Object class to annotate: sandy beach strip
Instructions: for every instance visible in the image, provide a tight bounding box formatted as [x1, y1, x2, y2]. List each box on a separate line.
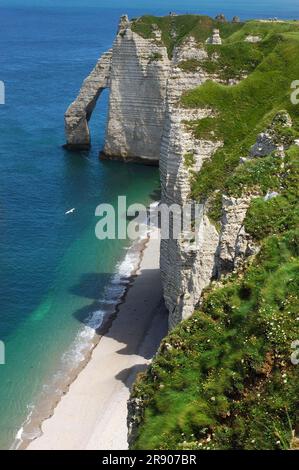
[27, 225, 168, 450]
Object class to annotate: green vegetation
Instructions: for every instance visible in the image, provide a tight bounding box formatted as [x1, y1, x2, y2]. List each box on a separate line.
[183, 152, 195, 168]
[178, 35, 285, 82]
[129, 16, 299, 451]
[181, 28, 299, 202]
[223, 146, 298, 240]
[183, 70, 299, 199]
[200, 40, 270, 81]
[226, 20, 299, 43]
[132, 15, 243, 57]
[244, 148, 299, 240]
[206, 191, 222, 231]
[178, 59, 202, 73]
[131, 230, 299, 450]
[225, 154, 283, 197]
[245, 196, 298, 240]
[148, 52, 163, 62]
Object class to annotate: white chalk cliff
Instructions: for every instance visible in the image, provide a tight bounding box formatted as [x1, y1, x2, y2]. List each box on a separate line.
[65, 15, 170, 162]
[65, 17, 255, 328]
[65, 50, 112, 150]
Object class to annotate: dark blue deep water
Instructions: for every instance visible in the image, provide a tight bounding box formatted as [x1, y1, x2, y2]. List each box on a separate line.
[0, 0, 298, 449]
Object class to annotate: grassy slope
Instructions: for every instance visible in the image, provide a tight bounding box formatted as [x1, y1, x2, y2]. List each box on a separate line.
[232, 147, 299, 240]
[130, 17, 299, 451]
[179, 41, 269, 80]
[132, 144, 299, 450]
[181, 23, 299, 203]
[132, 229, 299, 450]
[131, 15, 243, 56]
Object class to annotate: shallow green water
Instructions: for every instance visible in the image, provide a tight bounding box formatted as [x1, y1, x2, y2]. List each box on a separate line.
[0, 6, 159, 448]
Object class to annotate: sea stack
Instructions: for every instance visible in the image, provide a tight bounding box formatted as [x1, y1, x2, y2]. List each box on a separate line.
[206, 29, 222, 45]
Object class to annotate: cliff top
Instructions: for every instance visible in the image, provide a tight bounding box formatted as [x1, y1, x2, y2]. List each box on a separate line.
[179, 24, 299, 220]
[131, 14, 299, 55]
[131, 15, 299, 227]
[128, 15, 299, 450]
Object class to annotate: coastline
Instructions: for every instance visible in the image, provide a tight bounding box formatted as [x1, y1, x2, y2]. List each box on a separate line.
[25, 216, 167, 450]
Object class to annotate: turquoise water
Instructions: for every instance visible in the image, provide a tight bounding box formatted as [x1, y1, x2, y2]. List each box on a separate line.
[0, 6, 160, 449]
[0, 1, 298, 450]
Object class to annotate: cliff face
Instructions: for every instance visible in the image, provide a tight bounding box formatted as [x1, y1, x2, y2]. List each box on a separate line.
[64, 50, 112, 150]
[65, 14, 299, 448]
[65, 15, 169, 163]
[159, 39, 221, 328]
[65, 16, 256, 329]
[158, 36, 256, 327]
[103, 18, 170, 162]
[95, 16, 299, 450]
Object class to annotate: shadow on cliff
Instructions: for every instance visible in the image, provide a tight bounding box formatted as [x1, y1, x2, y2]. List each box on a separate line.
[149, 187, 161, 202]
[115, 364, 149, 389]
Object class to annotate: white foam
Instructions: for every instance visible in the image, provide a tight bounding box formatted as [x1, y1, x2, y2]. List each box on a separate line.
[12, 201, 159, 449]
[11, 405, 35, 450]
[15, 427, 23, 441]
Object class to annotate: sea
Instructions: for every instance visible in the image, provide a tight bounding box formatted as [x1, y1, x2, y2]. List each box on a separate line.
[0, 0, 298, 450]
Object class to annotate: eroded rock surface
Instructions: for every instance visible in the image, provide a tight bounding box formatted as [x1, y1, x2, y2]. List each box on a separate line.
[218, 195, 256, 275]
[206, 29, 222, 45]
[159, 40, 222, 328]
[64, 51, 112, 150]
[66, 16, 262, 329]
[250, 111, 293, 158]
[102, 27, 170, 162]
[65, 17, 169, 162]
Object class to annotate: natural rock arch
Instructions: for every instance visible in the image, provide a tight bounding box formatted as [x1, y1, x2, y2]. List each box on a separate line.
[64, 15, 170, 163]
[64, 50, 112, 150]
